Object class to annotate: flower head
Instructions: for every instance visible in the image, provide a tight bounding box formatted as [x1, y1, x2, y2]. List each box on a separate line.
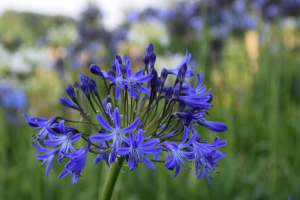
[118, 129, 163, 171]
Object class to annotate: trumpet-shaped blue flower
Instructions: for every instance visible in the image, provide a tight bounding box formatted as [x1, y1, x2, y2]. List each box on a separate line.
[24, 115, 58, 141]
[44, 120, 82, 163]
[58, 141, 90, 184]
[107, 60, 125, 100]
[32, 141, 59, 176]
[164, 127, 197, 178]
[122, 69, 153, 98]
[192, 135, 226, 182]
[118, 129, 163, 171]
[167, 50, 194, 78]
[90, 107, 140, 163]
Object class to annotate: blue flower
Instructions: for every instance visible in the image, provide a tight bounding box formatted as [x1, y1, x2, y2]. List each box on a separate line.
[192, 110, 228, 132]
[177, 91, 211, 109]
[167, 50, 194, 78]
[118, 129, 163, 171]
[192, 135, 227, 182]
[32, 141, 59, 176]
[122, 68, 153, 98]
[107, 60, 125, 100]
[164, 127, 197, 178]
[59, 97, 79, 110]
[93, 142, 110, 167]
[90, 107, 140, 163]
[180, 72, 207, 96]
[58, 141, 90, 184]
[44, 120, 82, 161]
[24, 115, 58, 141]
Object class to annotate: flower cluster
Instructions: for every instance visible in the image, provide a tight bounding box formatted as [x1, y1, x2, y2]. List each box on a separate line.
[25, 43, 227, 183]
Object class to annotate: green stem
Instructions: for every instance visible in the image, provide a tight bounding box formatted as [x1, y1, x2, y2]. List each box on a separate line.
[99, 156, 124, 200]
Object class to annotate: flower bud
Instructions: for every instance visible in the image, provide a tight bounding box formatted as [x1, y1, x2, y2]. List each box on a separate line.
[150, 68, 158, 89]
[177, 63, 187, 85]
[149, 52, 156, 69]
[120, 65, 127, 79]
[66, 84, 77, 103]
[110, 61, 116, 75]
[161, 68, 168, 85]
[59, 97, 79, 110]
[107, 69, 115, 77]
[146, 43, 154, 55]
[179, 102, 186, 112]
[81, 83, 90, 99]
[88, 79, 98, 96]
[115, 55, 122, 65]
[123, 54, 130, 65]
[165, 87, 173, 105]
[90, 64, 103, 76]
[73, 81, 79, 91]
[143, 55, 149, 68]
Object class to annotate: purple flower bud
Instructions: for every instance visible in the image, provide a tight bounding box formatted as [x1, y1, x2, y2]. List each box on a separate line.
[123, 54, 130, 65]
[59, 97, 79, 110]
[149, 52, 156, 68]
[115, 55, 122, 65]
[177, 63, 187, 85]
[120, 65, 127, 79]
[73, 81, 79, 90]
[173, 89, 179, 99]
[78, 72, 90, 86]
[143, 55, 149, 68]
[150, 68, 158, 89]
[110, 61, 116, 75]
[81, 83, 90, 99]
[107, 69, 115, 77]
[165, 87, 173, 104]
[155, 77, 161, 93]
[90, 64, 103, 76]
[88, 79, 98, 96]
[161, 68, 168, 85]
[146, 43, 154, 55]
[184, 111, 193, 127]
[66, 84, 77, 103]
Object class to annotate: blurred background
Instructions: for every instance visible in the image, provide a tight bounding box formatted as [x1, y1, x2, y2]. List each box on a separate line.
[0, 0, 299, 199]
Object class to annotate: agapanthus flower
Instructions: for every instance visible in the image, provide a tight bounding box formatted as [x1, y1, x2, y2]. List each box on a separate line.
[26, 43, 228, 187]
[44, 120, 82, 161]
[107, 60, 126, 100]
[122, 68, 153, 98]
[90, 107, 140, 163]
[164, 127, 197, 178]
[118, 129, 163, 171]
[24, 115, 58, 141]
[58, 141, 90, 184]
[192, 135, 227, 182]
[32, 141, 59, 176]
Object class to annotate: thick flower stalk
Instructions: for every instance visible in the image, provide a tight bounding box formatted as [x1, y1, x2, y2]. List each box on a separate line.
[25, 43, 228, 199]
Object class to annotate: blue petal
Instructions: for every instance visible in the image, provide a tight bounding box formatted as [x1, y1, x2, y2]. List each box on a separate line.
[107, 75, 116, 83]
[118, 147, 130, 155]
[70, 133, 82, 143]
[139, 138, 160, 148]
[113, 108, 121, 129]
[173, 165, 180, 178]
[136, 129, 145, 145]
[122, 117, 140, 133]
[142, 155, 155, 169]
[110, 135, 119, 163]
[139, 146, 163, 154]
[59, 120, 66, 135]
[58, 169, 70, 179]
[136, 85, 150, 94]
[115, 87, 121, 100]
[96, 113, 115, 132]
[90, 133, 114, 142]
[44, 138, 65, 146]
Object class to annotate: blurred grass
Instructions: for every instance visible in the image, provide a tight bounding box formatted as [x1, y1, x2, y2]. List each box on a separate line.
[0, 27, 300, 200]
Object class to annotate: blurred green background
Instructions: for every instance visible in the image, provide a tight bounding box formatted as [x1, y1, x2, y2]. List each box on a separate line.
[0, 1, 299, 199]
